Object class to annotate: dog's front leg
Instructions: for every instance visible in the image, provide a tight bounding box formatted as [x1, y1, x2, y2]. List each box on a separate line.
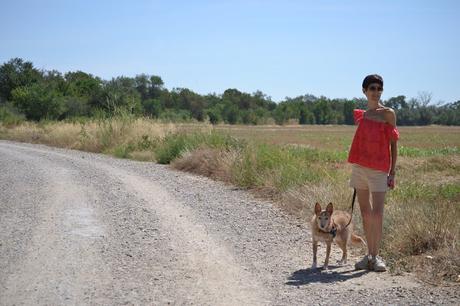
[311, 239, 318, 269]
[324, 241, 331, 270]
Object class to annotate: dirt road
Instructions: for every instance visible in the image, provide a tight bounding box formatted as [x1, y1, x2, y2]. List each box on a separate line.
[0, 140, 457, 305]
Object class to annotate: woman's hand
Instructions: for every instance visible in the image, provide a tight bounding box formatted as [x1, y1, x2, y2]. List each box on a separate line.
[387, 174, 395, 189]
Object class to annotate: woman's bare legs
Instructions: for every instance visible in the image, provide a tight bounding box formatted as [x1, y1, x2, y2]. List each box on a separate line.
[357, 189, 386, 257]
[357, 189, 373, 255]
[370, 192, 386, 256]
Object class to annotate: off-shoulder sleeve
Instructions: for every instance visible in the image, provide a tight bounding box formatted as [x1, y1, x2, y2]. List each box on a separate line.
[353, 109, 365, 124]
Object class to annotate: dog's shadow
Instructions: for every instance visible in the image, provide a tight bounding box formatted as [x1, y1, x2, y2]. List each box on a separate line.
[286, 265, 369, 286]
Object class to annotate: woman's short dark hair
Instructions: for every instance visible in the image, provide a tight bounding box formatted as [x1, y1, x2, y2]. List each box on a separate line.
[362, 74, 383, 89]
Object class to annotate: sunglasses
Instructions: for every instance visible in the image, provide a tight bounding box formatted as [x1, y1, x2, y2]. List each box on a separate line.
[368, 85, 383, 92]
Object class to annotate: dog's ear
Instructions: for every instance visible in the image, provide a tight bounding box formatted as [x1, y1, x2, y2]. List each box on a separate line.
[326, 202, 333, 215]
[314, 202, 321, 216]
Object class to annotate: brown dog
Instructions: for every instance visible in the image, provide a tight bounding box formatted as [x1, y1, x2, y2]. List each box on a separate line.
[311, 202, 366, 270]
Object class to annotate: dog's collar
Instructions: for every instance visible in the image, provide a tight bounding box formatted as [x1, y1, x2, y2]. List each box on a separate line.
[329, 226, 337, 238]
[320, 222, 337, 238]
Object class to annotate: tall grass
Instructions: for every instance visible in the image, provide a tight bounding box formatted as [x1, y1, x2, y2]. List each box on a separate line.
[154, 131, 242, 164]
[230, 144, 341, 191]
[0, 113, 178, 156]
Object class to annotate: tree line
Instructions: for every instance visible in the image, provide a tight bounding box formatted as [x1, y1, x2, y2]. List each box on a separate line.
[1, 58, 459, 125]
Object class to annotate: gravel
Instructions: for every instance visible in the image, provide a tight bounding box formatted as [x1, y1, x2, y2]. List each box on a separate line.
[0, 140, 458, 305]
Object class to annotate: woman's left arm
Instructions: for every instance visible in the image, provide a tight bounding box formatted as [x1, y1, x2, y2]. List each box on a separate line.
[385, 108, 398, 176]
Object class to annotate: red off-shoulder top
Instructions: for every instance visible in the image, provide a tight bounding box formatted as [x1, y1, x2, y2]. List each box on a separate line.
[348, 109, 399, 173]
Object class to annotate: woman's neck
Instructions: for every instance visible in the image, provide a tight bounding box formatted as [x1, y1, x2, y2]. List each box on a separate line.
[367, 100, 381, 110]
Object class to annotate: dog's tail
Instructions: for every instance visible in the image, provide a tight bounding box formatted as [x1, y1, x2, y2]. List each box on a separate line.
[351, 233, 367, 247]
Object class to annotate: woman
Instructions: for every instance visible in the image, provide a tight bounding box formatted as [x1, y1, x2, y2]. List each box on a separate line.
[348, 74, 399, 272]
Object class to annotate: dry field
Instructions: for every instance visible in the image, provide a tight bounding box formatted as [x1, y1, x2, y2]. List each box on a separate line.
[215, 124, 460, 150]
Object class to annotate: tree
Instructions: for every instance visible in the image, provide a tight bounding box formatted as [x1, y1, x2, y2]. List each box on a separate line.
[416, 92, 433, 125]
[134, 74, 151, 101]
[299, 107, 315, 124]
[417, 91, 432, 107]
[149, 75, 164, 99]
[0, 58, 42, 103]
[142, 98, 163, 118]
[343, 100, 356, 124]
[103, 77, 142, 114]
[63, 71, 102, 98]
[312, 99, 333, 124]
[435, 101, 460, 125]
[206, 107, 222, 124]
[385, 95, 407, 111]
[223, 103, 240, 124]
[273, 103, 290, 125]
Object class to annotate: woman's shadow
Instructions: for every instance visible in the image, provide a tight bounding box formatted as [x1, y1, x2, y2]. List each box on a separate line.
[286, 265, 369, 286]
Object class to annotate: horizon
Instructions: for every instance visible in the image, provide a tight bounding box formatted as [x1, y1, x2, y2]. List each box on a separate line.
[1, 0, 459, 104]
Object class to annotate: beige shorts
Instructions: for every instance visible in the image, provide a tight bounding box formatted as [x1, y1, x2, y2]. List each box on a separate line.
[349, 164, 388, 192]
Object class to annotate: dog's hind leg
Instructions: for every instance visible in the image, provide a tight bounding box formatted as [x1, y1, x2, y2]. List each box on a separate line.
[336, 239, 347, 265]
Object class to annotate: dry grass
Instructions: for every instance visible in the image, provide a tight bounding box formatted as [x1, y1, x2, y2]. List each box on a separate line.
[171, 147, 238, 182]
[0, 117, 179, 153]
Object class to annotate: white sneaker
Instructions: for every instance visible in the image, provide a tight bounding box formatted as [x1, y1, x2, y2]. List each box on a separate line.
[354, 255, 371, 270]
[371, 256, 387, 272]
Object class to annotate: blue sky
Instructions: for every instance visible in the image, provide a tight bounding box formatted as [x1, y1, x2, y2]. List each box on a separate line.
[1, 0, 459, 103]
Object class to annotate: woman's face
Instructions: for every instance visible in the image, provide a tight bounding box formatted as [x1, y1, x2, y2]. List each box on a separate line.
[363, 82, 383, 104]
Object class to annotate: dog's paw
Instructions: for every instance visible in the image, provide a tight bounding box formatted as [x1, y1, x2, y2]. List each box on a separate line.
[311, 262, 317, 269]
[337, 259, 347, 265]
[322, 265, 329, 271]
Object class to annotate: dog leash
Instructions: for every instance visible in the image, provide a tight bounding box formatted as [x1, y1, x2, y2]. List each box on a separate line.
[344, 188, 356, 229]
[327, 188, 356, 238]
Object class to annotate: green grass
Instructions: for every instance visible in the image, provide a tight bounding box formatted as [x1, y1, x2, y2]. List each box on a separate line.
[231, 144, 346, 191]
[391, 182, 460, 202]
[399, 146, 459, 157]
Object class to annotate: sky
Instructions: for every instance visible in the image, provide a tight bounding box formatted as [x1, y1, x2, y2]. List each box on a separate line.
[1, 0, 459, 104]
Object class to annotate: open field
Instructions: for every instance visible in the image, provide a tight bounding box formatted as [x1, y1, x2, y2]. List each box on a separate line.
[214, 124, 460, 150]
[1, 118, 459, 284]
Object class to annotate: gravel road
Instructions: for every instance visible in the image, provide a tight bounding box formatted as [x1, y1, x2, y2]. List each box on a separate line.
[0, 140, 458, 305]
